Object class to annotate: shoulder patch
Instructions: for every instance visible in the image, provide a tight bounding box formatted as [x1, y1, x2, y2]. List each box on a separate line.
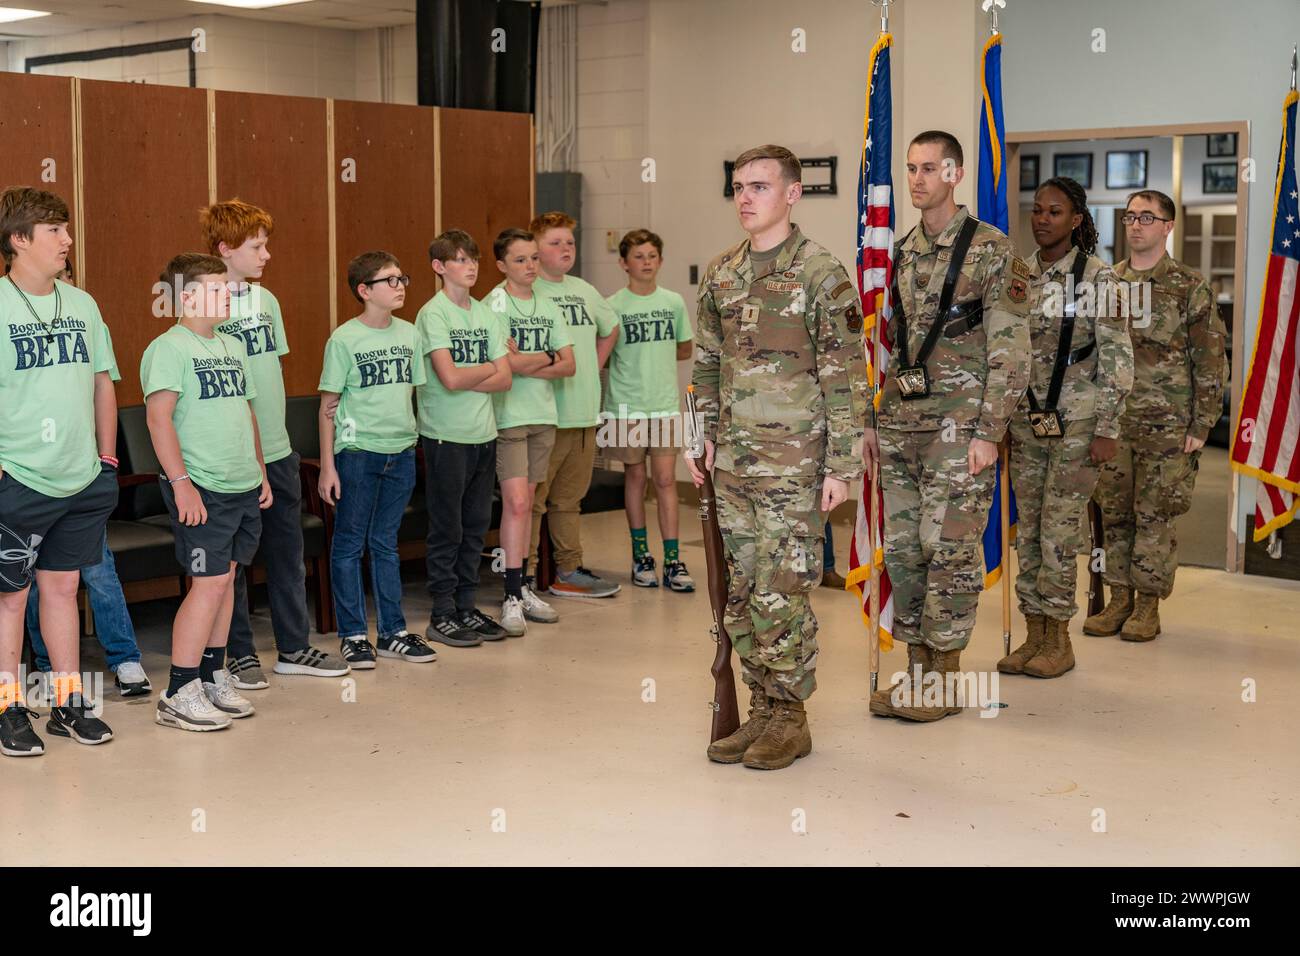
[830, 280, 853, 299]
[1007, 277, 1028, 303]
[1010, 257, 1032, 280]
[845, 304, 863, 334]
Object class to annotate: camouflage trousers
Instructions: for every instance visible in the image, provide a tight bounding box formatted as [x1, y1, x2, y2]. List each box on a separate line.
[1008, 415, 1100, 620]
[878, 427, 994, 652]
[1094, 421, 1199, 599]
[713, 469, 823, 702]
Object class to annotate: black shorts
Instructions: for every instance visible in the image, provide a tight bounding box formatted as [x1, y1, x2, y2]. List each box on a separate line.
[0, 464, 118, 593]
[159, 479, 262, 577]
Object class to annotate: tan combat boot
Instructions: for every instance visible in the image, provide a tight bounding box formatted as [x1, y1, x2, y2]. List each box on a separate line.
[1024, 617, 1077, 678]
[997, 614, 1047, 674]
[869, 643, 929, 717]
[894, 648, 963, 721]
[742, 698, 812, 770]
[1082, 585, 1133, 636]
[1120, 592, 1162, 642]
[706, 688, 773, 764]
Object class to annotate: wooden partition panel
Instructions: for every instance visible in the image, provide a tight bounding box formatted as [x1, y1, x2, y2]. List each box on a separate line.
[215, 91, 330, 397]
[332, 99, 439, 324]
[438, 108, 533, 300]
[0, 74, 77, 231]
[79, 80, 210, 406]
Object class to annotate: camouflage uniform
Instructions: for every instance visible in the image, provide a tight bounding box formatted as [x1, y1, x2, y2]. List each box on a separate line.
[1009, 248, 1133, 620]
[1094, 254, 1225, 598]
[693, 224, 868, 701]
[878, 207, 1030, 652]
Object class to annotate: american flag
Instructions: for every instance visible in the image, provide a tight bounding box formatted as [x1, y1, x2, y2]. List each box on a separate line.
[1232, 89, 1300, 539]
[845, 31, 894, 653]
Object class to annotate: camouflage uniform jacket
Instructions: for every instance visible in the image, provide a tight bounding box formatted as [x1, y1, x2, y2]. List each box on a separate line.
[692, 224, 868, 480]
[879, 206, 1030, 441]
[1022, 246, 1134, 439]
[1113, 253, 1225, 441]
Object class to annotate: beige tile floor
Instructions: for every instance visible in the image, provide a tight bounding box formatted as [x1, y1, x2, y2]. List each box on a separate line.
[1, 508, 1296, 866]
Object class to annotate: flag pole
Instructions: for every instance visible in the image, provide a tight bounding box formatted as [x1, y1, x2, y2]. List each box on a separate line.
[1000, 443, 1011, 656]
[868, 304, 882, 695]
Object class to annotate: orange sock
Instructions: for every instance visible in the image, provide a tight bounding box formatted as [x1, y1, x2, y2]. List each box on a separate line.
[0, 681, 22, 712]
[52, 672, 83, 706]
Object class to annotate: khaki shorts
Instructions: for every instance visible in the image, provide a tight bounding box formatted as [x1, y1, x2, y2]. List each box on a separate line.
[602, 417, 681, 466]
[497, 424, 557, 483]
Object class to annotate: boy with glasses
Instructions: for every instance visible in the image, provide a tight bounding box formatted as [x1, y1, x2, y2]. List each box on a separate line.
[319, 254, 435, 667]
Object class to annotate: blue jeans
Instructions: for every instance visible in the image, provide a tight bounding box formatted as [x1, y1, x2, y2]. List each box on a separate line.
[26, 533, 142, 672]
[330, 448, 416, 640]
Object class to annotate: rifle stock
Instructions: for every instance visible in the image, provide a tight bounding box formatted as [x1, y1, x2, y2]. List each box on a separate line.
[698, 469, 740, 743]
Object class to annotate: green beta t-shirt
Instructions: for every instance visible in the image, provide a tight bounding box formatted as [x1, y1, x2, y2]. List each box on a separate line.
[605, 286, 692, 419]
[415, 290, 508, 444]
[487, 282, 572, 430]
[533, 275, 619, 428]
[215, 284, 292, 464]
[319, 317, 426, 454]
[0, 278, 116, 498]
[140, 324, 262, 494]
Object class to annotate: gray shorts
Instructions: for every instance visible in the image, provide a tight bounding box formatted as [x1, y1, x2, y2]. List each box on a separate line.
[159, 479, 262, 577]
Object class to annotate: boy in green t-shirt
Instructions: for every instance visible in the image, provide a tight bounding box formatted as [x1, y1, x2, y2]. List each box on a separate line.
[528, 212, 622, 599]
[202, 199, 349, 689]
[318, 252, 433, 668]
[143, 253, 272, 733]
[416, 230, 513, 648]
[602, 229, 695, 593]
[489, 228, 575, 636]
[0, 187, 119, 755]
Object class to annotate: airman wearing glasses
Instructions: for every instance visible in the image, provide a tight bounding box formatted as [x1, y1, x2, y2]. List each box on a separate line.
[1087, 189, 1226, 643]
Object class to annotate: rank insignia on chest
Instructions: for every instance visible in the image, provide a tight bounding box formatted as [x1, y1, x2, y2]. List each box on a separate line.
[764, 280, 801, 293]
[740, 304, 760, 325]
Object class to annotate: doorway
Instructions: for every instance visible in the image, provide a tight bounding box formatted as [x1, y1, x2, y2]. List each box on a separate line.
[1006, 122, 1250, 575]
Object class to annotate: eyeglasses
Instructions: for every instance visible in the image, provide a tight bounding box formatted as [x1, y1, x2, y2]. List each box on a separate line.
[361, 274, 411, 289]
[1121, 212, 1173, 226]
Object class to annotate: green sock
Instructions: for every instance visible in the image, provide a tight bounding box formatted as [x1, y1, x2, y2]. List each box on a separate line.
[631, 527, 649, 560]
[664, 539, 679, 563]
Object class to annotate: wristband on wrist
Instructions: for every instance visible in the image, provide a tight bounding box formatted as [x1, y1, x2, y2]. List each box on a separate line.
[168, 474, 191, 485]
[99, 455, 119, 468]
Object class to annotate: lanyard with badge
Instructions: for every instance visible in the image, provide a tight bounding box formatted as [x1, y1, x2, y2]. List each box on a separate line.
[890, 216, 979, 400]
[1025, 250, 1093, 439]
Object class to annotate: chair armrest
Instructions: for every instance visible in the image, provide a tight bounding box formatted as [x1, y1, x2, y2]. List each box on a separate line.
[117, 472, 159, 489]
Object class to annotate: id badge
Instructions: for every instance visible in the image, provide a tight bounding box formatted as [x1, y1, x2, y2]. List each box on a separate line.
[1028, 409, 1064, 438]
[895, 364, 931, 400]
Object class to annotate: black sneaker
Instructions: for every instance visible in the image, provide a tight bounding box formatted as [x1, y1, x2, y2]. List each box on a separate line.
[46, 693, 113, 746]
[458, 608, 508, 642]
[340, 637, 378, 670]
[426, 612, 484, 648]
[0, 705, 45, 757]
[377, 631, 438, 663]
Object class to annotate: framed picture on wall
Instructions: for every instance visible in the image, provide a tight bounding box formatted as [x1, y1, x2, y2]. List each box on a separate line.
[1207, 132, 1238, 157]
[1203, 161, 1239, 194]
[1020, 154, 1040, 191]
[1053, 153, 1093, 189]
[1106, 150, 1147, 189]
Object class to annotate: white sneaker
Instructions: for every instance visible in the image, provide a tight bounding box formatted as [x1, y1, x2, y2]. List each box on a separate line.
[204, 669, 255, 718]
[156, 678, 232, 732]
[520, 584, 559, 623]
[500, 595, 527, 636]
[114, 661, 152, 696]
